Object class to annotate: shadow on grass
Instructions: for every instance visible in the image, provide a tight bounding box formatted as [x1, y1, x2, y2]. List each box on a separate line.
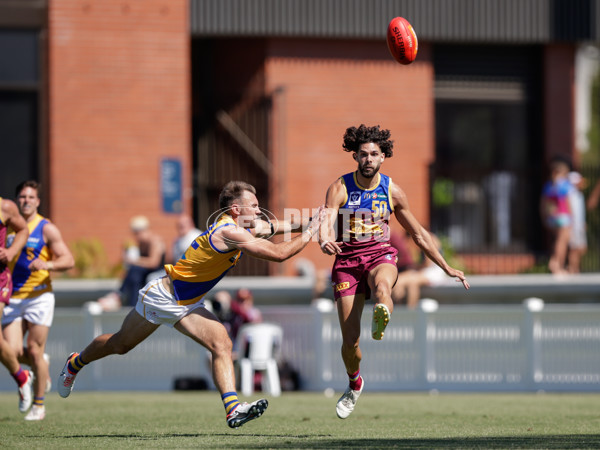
[53, 434, 600, 448]
[249, 435, 600, 449]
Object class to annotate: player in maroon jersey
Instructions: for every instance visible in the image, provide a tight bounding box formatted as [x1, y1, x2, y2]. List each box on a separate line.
[0, 196, 32, 415]
[319, 124, 469, 419]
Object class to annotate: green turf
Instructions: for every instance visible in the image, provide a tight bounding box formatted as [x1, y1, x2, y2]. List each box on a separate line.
[1, 391, 599, 448]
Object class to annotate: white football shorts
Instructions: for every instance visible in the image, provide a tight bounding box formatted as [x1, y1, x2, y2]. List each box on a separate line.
[2, 292, 55, 327]
[135, 277, 206, 328]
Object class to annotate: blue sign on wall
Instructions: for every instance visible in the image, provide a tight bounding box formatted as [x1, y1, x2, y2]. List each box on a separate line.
[161, 158, 182, 214]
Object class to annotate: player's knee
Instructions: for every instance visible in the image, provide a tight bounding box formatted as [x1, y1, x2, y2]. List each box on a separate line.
[112, 341, 136, 355]
[341, 340, 359, 355]
[374, 281, 392, 300]
[10, 343, 24, 359]
[25, 343, 43, 361]
[210, 336, 233, 358]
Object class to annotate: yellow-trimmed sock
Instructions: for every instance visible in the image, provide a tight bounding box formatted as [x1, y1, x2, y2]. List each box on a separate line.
[349, 370, 362, 390]
[67, 353, 88, 374]
[222, 391, 241, 417]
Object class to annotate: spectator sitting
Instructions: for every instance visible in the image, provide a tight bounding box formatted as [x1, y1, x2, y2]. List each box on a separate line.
[391, 232, 449, 309]
[229, 288, 262, 341]
[170, 214, 202, 263]
[98, 215, 166, 310]
[390, 229, 416, 273]
[211, 290, 234, 337]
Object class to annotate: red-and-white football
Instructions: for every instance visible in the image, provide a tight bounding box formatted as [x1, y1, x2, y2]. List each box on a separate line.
[386, 16, 418, 65]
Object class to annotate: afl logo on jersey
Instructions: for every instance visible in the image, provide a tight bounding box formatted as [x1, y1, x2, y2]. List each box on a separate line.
[348, 191, 361, 207]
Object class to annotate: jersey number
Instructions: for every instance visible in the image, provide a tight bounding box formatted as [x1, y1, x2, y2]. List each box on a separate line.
[372, 200, 388, 218]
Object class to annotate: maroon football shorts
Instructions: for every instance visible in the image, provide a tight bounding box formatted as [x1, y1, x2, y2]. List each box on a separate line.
[0, 269, 12, 305]
[331, 245, 398, 300]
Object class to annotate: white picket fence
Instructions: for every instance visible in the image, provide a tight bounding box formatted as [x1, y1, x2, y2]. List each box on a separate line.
[1, 299, 599, 393]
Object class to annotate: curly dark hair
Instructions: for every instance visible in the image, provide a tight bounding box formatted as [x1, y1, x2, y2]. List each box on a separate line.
[342, 124, 394, 157]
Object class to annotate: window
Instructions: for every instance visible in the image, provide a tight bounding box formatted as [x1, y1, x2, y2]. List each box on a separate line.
[431, 45, 543, 253]
[0, 29, 40, 198]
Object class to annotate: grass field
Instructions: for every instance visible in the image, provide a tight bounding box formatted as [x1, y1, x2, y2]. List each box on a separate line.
[1, 391, 600, 448]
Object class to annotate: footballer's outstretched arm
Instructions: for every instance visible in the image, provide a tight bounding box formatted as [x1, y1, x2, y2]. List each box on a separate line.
[222, 207, 324, 262]
[250, 211, 318, 238]
[319, 178, 344, 255]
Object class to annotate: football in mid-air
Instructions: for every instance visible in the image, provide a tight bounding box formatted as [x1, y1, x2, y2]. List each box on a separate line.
[386, 16, 418, 65]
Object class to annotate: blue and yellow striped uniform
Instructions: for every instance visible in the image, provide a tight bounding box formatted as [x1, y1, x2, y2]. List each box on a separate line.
[9, 214, 53, 299]
[164, 214, 243, 305]
[336, 171, 394, 254]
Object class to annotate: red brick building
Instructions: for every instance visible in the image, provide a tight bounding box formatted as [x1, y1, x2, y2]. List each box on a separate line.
[0, 0, 596, 275]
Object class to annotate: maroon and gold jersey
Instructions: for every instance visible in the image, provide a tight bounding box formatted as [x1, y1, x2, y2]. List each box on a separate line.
[335, 171, 394, 256]
[0, 197, 12, 303]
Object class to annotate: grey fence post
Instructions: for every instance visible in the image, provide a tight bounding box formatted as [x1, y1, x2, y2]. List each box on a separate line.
[523, 297, 544, 390]
[312, 298, 335, 392]
[418, 298, 439, 389]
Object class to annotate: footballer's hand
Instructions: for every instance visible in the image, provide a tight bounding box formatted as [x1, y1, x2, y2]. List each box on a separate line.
[28, 258, 48, 272]
[447, 268, 470, 290]
[320, 240, 342, 255]
[0, 248, 11, 265]
[306, 205, 326, 235]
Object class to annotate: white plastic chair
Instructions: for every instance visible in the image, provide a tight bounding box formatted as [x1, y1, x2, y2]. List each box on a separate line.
[235, 323, 283, 397]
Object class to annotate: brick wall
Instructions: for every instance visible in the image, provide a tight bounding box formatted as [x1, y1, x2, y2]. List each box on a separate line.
[48, 0, 191, 267]
[265, 39, 435, 274]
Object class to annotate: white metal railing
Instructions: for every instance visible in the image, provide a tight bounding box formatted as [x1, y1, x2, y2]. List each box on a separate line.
[261, 298, 600, 392]
[1, 299, 599, 392]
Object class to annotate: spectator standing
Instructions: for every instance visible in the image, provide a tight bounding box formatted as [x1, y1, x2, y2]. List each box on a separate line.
[540, 158, 573, 275]
[567, 171, 588, 273]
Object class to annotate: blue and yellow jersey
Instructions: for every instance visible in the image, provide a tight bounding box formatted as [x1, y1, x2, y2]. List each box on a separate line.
[164, 214, 243, 306]
[9, 214, 53, 299]
[336, 171, 394, 253]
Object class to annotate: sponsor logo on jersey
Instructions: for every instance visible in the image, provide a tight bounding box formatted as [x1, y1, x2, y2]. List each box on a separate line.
[348, 191, 361, 207]
[335, 282, 350, 292]
[27, 237, 41, 246]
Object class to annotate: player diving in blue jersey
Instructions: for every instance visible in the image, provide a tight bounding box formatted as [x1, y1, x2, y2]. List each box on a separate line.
[58, 181, 324, 429]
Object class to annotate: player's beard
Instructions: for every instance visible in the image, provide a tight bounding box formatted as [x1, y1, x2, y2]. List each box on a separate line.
[358, 161, 381, 179]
